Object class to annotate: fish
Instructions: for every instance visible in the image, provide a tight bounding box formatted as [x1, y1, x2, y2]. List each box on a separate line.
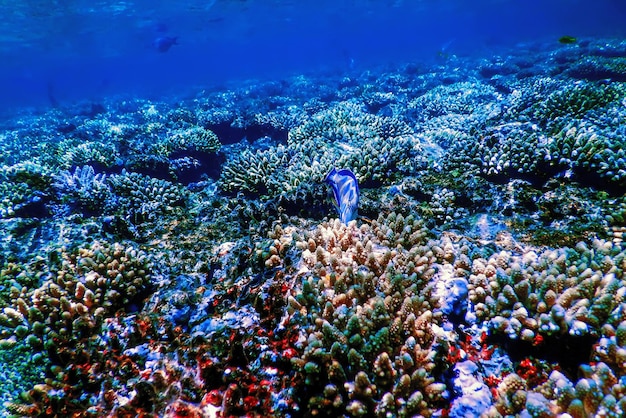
[324, 167, 359, 224]
[153, 36, 178, 52]
[558, 35, 577, 44]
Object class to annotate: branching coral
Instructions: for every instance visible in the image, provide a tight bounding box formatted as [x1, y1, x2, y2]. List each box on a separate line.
[220, 101, 427, 200]
[163, 126, 221, 156]
[466, 238, 626, 341]
[4, 36, 626, 418]
[406, 81, 499, 123]
[220, 145, 292, 196]
[107, 170, 188, 226]
[288, 101, 413, 144]
[55, 139, 120, 170]
[53, 165, 111, 214]
[0, 240, 152, 415]
[566, 56, 626, 82]
[0, 240, 151, 348]
[0, 162, 53, 218]
[286, 215, 452, 416]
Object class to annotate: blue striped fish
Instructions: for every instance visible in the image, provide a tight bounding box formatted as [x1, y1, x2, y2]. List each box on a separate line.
[324, 167, 359, 224]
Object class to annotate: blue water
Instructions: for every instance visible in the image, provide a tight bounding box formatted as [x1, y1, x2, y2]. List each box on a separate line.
[1, 0, 625, 114]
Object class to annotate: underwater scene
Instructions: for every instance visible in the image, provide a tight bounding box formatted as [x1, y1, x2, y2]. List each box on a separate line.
[3, 0, 626, 417]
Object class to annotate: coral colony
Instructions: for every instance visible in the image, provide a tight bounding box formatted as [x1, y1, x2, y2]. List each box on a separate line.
[2, 37, 626, 417]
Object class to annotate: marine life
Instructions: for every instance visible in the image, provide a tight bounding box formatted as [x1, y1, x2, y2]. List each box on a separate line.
[2, 2, 626, 417]
[558, 35, 577, 44]
[324, 167, 359, 224]
[153, 36, 178, 52]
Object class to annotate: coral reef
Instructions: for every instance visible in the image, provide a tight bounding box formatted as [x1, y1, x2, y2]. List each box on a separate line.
[3, 37, 626, 418]
[0, 240, 152, 415]
[53, 165, 111, 215]
[220, 101, 427, 200]
[287, 215, 447, 416]
[0, 162, 53, 218]
[105, 170, 189, 239]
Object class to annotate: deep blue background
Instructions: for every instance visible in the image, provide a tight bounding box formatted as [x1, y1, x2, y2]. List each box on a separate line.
[1, 0, 625, 114]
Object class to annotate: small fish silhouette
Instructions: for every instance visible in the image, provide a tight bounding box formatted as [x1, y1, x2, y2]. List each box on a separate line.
[558, 35, 577, 44]
[325, 167, 359, 224]
[153, 36, 178, 52]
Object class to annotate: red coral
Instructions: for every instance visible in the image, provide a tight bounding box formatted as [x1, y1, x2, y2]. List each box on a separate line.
[448, 332, 496, 365]
[516, 357, 551, 387]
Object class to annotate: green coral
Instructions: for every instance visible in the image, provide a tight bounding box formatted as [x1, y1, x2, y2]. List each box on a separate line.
[0, 343, 47, 410]
[0, 240, 151, 415]
[107, 171, 188, 237]
[162, 126, 221, 156]
[0, 256, 49, 310]
[467, 238, 626, 340]
[0, 162, 52, 218]
[55, 139, 120, 169]
[525, 81, 624, 126]
[289, 214, 442, 416]
[221, 102, 426, 199]
[0, 240, 151, 354]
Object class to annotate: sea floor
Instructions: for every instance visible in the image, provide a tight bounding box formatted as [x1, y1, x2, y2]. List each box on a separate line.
[1, 38, 626, 417]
